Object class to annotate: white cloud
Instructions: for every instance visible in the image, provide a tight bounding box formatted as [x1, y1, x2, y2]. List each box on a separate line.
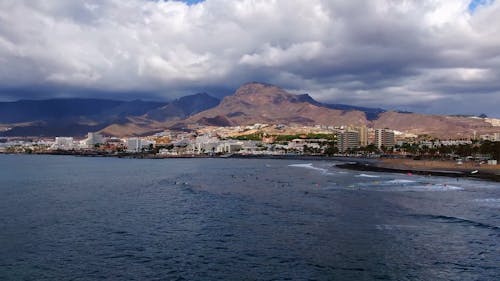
[0, 0, 499, 116]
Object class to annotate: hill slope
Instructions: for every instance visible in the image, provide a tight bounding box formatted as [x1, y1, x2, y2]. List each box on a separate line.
[185, 83, 368, 127]
[0, 99, 166, 137]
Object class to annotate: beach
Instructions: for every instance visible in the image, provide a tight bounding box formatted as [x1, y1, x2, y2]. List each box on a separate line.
[337, 158, 500, 182]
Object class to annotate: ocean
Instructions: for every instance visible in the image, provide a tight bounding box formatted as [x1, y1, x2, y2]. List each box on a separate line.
[0, 155, 499, 280]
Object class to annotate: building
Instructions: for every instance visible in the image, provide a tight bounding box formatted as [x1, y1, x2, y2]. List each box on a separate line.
[480, 133, 500, 142]
[127, 138, 140, 152]
[375, 129, 395, 149]
[287, 139, 326, 153]
[216, 142, 242, 153]
[126, 138, 142, 152]
[357, 126, 368, 147]
[338, 130, 360, 153]
[52, 137, 74, 150]
[84, 132, 104, 148]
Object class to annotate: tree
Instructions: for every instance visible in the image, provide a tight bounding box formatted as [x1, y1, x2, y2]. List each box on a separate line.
[358, 144, 378, 154]
[480, 141, 500, 160]
[324, 142, 338, 156]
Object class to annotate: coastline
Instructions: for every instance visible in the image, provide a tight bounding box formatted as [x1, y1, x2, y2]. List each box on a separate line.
[336, 160, 500, 182]
[2, 152, 499, 182]
[0, 151, 375, 162]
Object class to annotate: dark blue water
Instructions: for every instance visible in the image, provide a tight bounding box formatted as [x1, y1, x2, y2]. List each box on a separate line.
[0, 155, 499, 280]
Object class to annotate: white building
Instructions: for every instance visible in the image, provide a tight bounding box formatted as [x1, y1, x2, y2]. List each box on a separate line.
[52, 137, 74, 150]
[127, 138, 140, 152]
[191, 135, 220, 154]
[126, 138, 155, 152]
[480, 133, 500, 142]
[216, 141, 242, 153]
[440, 140, 472, 146]
[84, 132, 104, 148]
[287, 139, 326, 152]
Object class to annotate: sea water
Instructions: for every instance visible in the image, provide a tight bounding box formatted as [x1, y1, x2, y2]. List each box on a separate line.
[0, 155, 499, 280]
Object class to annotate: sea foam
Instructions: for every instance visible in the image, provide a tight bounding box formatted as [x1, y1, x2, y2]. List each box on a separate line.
[288, 163, 332, 175]
[356, 173, 380, 178]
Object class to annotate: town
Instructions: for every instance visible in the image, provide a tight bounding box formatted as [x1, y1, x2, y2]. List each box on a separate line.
[1, 123, 499, 164]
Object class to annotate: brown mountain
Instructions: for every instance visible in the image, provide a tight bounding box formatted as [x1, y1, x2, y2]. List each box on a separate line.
[373, 111, 497, 139]
[99, 82, 499, 138]
[185, 82, 368, 127]
[144, 93, 220, 122]
[100, 93, 220, 136]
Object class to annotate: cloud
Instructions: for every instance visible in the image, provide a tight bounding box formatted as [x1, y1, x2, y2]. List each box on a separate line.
[0, 0, 499, 116]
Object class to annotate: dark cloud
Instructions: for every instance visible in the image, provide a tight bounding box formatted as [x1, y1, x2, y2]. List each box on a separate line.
[0, 0, 499, 117]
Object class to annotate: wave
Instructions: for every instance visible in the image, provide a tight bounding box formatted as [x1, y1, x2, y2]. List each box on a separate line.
[358, 181, 463, 191]
[417, 183, 463, 191]
[409, 214, 500, 231]
[384, 178, 462, 190]
[375, 224, 418, 230]
[288, 163, 332, 175]
[387, 179, 416, 184]
[474, 198, 500, 208]
[356, 173, 380, 178]
[474, 198, 500, 203]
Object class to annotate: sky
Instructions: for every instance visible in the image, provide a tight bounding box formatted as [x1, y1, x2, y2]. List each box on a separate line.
[0, 0, 499, 117]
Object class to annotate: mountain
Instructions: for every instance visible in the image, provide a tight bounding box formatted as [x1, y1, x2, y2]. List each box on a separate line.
[99, 93, 221, 136]
[1, 99, 118, 123]
[99, 82, 499, 138]
[0, 93, 222, 137]
[290, 93, 386, 120]
[0, 99, 167, 137]
[2, 83, 499, 138]
[179, 83, 498, 138]
[373, 111, 497, 139]
[184, 82, 368, 127]
[0, 98, 166, 124]
[320, 103, 386, 120]
[145, 93, 220, 122]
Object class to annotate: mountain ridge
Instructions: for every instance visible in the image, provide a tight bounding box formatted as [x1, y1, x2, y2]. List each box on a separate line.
[1, 82, 498, 138]
[0, 93, 220, 137]
[183, 82, 368, 127]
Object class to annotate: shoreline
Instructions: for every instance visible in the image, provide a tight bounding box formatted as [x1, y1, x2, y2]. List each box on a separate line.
[335, 162, 500, 182]
[0, 151, 376, 163]
[2, 152, 499, 182]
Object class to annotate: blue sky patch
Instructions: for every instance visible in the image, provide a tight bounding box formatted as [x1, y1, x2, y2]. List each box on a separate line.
[469, 0, 494, 12]
[178, 0, 205, 5]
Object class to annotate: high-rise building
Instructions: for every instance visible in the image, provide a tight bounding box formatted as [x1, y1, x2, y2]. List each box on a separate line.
[338, 130, 360, 153]
[357, 126, 368, 147]
[375, 129, 395, 149]
[127, 138, 141, 152]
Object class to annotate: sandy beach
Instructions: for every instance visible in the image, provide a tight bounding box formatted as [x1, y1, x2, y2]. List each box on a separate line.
[377, 158, 500, 174]
[336, 158, 500, 182]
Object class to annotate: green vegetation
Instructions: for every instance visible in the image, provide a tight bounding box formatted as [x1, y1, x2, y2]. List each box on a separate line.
[231, 132, 264, 141]
[480, 141, 500, 160]
[390, 141, 500, 160]
[323, 141, 338, 156]
[231, 132, 336, 142]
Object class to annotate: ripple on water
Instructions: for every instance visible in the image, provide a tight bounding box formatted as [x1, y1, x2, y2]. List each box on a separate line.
[474, 198, 500, 208]
[1, 155, 499, 280]
[409, 214, 500, 231]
